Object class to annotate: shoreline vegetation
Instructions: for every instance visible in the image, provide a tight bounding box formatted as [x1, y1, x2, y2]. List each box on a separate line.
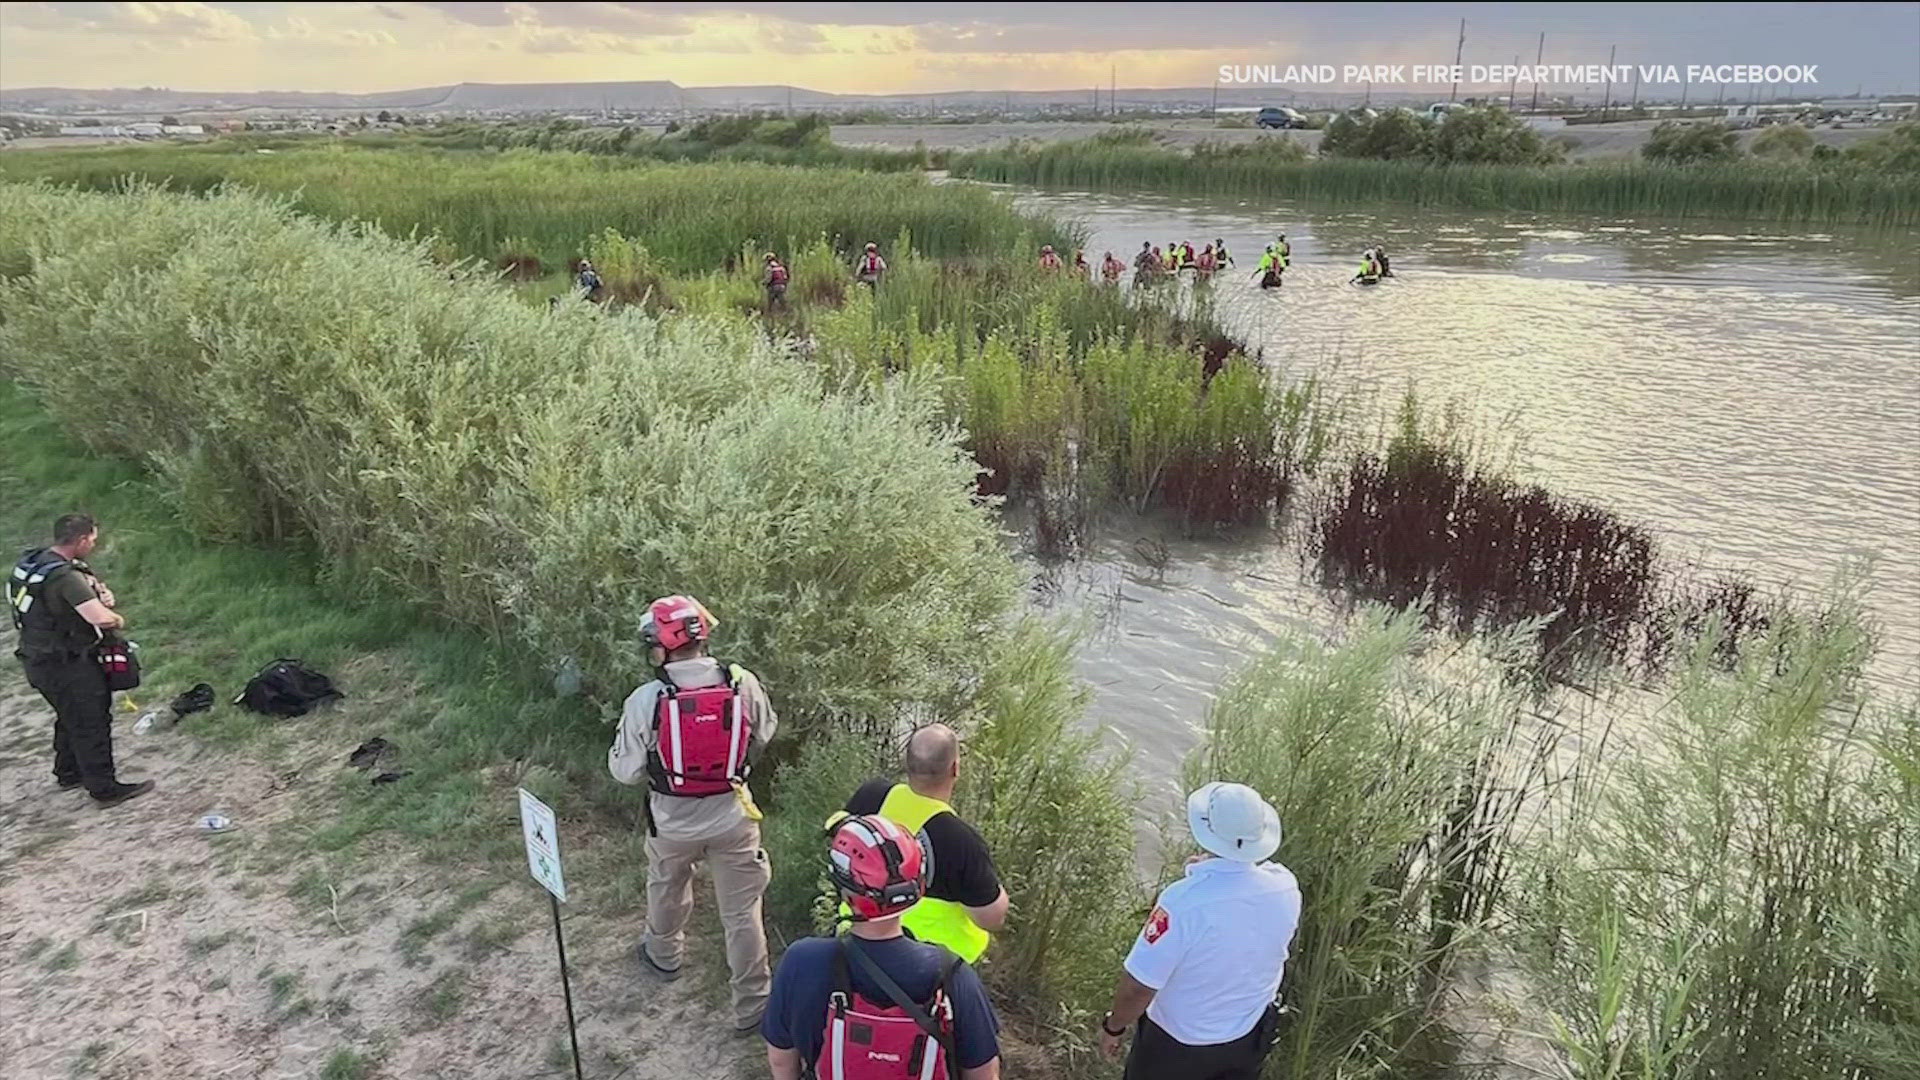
[948, 120, 1920, 228]
[2, 159, 1914, 1079]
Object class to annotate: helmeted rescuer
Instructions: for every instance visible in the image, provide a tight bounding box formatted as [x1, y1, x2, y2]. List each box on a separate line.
[1098, 782, 1301, 1080]
[608, 594, 779, 1031]
[1214, 238, 1234, 268]
[576, 258, 602, 296]
[9, 514, 153, 805]
[1353, 247, 1380, 284]
[1276, 233, 1291, 267]
[1038, 244, 1063, 271]
[856, 241, 887, 286]
[842, 724, 1008, 963]
[764, 251, 790, 305]
[762, 814, 1003, 1080]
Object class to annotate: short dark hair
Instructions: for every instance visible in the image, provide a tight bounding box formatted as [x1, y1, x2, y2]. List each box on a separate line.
[53, 513, 97, 546]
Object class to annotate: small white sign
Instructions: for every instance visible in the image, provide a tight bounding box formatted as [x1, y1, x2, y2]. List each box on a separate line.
[519, 788, 567, 903]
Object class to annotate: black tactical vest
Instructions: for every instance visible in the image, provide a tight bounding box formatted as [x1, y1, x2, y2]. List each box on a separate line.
[9, 548, 96, 659]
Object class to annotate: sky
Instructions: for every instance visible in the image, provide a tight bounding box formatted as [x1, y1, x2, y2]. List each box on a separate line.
[1, 2, 1916, 95]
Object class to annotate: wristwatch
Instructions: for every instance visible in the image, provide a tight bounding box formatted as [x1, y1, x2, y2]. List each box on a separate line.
[1101, 1014, 1127, 1037]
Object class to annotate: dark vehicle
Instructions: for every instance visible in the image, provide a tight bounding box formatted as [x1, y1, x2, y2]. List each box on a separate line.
[1256, 106, 1308, 129]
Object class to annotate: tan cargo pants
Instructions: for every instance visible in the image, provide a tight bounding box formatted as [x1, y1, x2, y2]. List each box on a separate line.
[644, 817, 772, 1026]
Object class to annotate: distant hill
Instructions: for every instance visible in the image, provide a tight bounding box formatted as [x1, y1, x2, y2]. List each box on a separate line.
[0, 79, 1396, 116]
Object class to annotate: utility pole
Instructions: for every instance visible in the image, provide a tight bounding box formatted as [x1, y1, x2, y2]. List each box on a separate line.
[1602, 44, 1616, 118]
[1508, 55, 1519, 110]
[1630, 65, 1640, 111]
[1211, 79, 1218, 117]
[1449, 18, 1466, 102]
[1530, 32, 1544, 112]
[1110, 63, 1117, 117]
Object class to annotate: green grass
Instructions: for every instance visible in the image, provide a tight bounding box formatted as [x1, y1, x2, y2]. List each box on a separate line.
[0, 143, 1071, 278]
[416, 968, 471, 1023]
[319, 1049, 374, 1080]
[43, 941, 80, 972]
[398, 883, 500, 966]
[951, 137, 1920, 228]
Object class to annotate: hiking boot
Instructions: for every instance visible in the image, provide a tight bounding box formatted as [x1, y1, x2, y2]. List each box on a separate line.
[57, 776, 84, 791]
[92, 780, 155, 807]
[636, 938, 681, 980]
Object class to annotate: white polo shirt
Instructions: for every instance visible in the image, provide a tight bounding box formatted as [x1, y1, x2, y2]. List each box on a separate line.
[1123, 857, 1301, 1046]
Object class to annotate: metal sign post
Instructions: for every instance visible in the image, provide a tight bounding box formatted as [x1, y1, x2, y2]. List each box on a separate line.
[520, 788, 584, 1080]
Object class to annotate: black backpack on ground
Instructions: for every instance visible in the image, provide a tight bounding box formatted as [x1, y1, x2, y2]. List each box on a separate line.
[235, 659, 343, 717]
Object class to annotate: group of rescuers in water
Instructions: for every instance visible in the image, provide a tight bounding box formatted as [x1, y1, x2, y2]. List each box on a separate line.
[571, 233, 1394, 308]
[608, 595, 1301, 1080]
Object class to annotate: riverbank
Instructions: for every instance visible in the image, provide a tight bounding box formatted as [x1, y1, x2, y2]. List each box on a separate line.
[5, 163, 1913, 1080]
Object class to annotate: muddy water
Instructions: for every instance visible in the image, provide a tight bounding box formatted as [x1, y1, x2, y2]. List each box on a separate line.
[1002, 186, 1920, 820]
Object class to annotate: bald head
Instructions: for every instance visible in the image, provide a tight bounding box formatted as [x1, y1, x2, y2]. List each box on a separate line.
[904, 724, 960, 783]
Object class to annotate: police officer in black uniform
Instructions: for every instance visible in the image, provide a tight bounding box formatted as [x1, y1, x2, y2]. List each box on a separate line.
[8, 514, 152, 805]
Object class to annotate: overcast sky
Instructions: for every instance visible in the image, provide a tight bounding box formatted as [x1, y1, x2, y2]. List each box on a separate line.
[2, 2, 1915, 94]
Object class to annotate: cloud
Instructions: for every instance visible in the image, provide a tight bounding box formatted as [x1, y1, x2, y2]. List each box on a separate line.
[1, 1, 257, 41]
[417, 2, 690, 34]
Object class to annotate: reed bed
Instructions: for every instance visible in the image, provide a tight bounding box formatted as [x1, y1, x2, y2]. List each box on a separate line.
[952, 140, 1920, 228]
[1307, 396, 1830, 682]
[0, 144, 1071, 276]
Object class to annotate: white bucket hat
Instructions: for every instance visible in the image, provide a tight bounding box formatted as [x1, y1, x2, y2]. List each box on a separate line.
[1187, 782, 1282, 863]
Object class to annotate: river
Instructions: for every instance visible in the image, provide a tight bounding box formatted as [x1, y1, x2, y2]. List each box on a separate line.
[996, 185, 1920, 820]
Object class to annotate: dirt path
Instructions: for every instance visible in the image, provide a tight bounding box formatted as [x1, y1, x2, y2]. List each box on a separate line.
[0, 668, 758, 1080]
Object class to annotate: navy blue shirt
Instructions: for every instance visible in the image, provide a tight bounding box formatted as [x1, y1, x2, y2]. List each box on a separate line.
[762, 934, 1001, 1070]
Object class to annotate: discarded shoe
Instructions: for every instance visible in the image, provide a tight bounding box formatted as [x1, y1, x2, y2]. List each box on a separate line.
[93, 780, 155, 807]
[170, 682, 216, 718]
[370, 770, 412, 785]
[347, 737, 395, 770]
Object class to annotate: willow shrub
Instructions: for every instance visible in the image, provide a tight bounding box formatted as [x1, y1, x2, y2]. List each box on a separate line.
[0, 182, 1015, 733]
[1528, 590, 1918, 1080]
[1184, 607, 1555, 1079]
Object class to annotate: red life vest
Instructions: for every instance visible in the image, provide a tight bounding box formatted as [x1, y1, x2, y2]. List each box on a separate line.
[769, 261, 789, 285]
[817, 939, 960, 1080]
[646, 665, 751, 798]
[861, 253, 883, 275]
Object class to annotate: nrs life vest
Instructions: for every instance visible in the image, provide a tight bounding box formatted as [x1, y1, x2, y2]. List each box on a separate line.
[768, 261, 789, 285]
[9, 549, 94, 657]
[645, 663, 753, 798]
[818, 937, 961, 1080]
[861, 253, 884, 276]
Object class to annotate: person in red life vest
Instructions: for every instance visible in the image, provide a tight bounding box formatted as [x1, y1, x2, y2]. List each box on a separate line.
[1098, 783, 1301, 1080]
[855, 242, 887, 287]
[1196, 244, 1219, 280]
[1102, 251, 1126, 283]
[764, 252, 790, 307]
[1073, 248, 1090, 276]
[609, 595, 780, 1033]
[762, 815, 1003, 1080]
[1038, 245, 1064, 272]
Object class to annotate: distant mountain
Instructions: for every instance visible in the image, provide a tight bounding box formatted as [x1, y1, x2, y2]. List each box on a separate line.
[0, 79, 1399, 115]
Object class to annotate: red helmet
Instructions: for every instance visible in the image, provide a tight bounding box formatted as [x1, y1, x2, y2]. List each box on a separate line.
[827, 814, 928, 920]
[641, 595, 716, 653]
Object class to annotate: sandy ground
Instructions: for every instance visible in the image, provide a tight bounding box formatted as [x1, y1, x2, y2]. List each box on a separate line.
[0, 665, 757, 1080]
[829, 117, 1887, 159]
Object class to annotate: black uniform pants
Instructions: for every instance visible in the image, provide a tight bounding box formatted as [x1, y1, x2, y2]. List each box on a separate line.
[1123, 1006, 1279, 1080]
[22, 653, 118, 795]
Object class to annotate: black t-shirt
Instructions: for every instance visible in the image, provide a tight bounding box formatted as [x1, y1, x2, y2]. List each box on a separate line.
[846, 777, 1001, 908]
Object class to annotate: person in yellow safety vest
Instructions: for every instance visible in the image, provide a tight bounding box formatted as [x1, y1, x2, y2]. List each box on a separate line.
[837, 724, 1008, 962]
[1276, 233, 1291, 268]
[1252, 244, 1283, 289]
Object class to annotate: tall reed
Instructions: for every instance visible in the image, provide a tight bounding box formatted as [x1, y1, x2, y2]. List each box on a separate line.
[952, 139, 1920, 228]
